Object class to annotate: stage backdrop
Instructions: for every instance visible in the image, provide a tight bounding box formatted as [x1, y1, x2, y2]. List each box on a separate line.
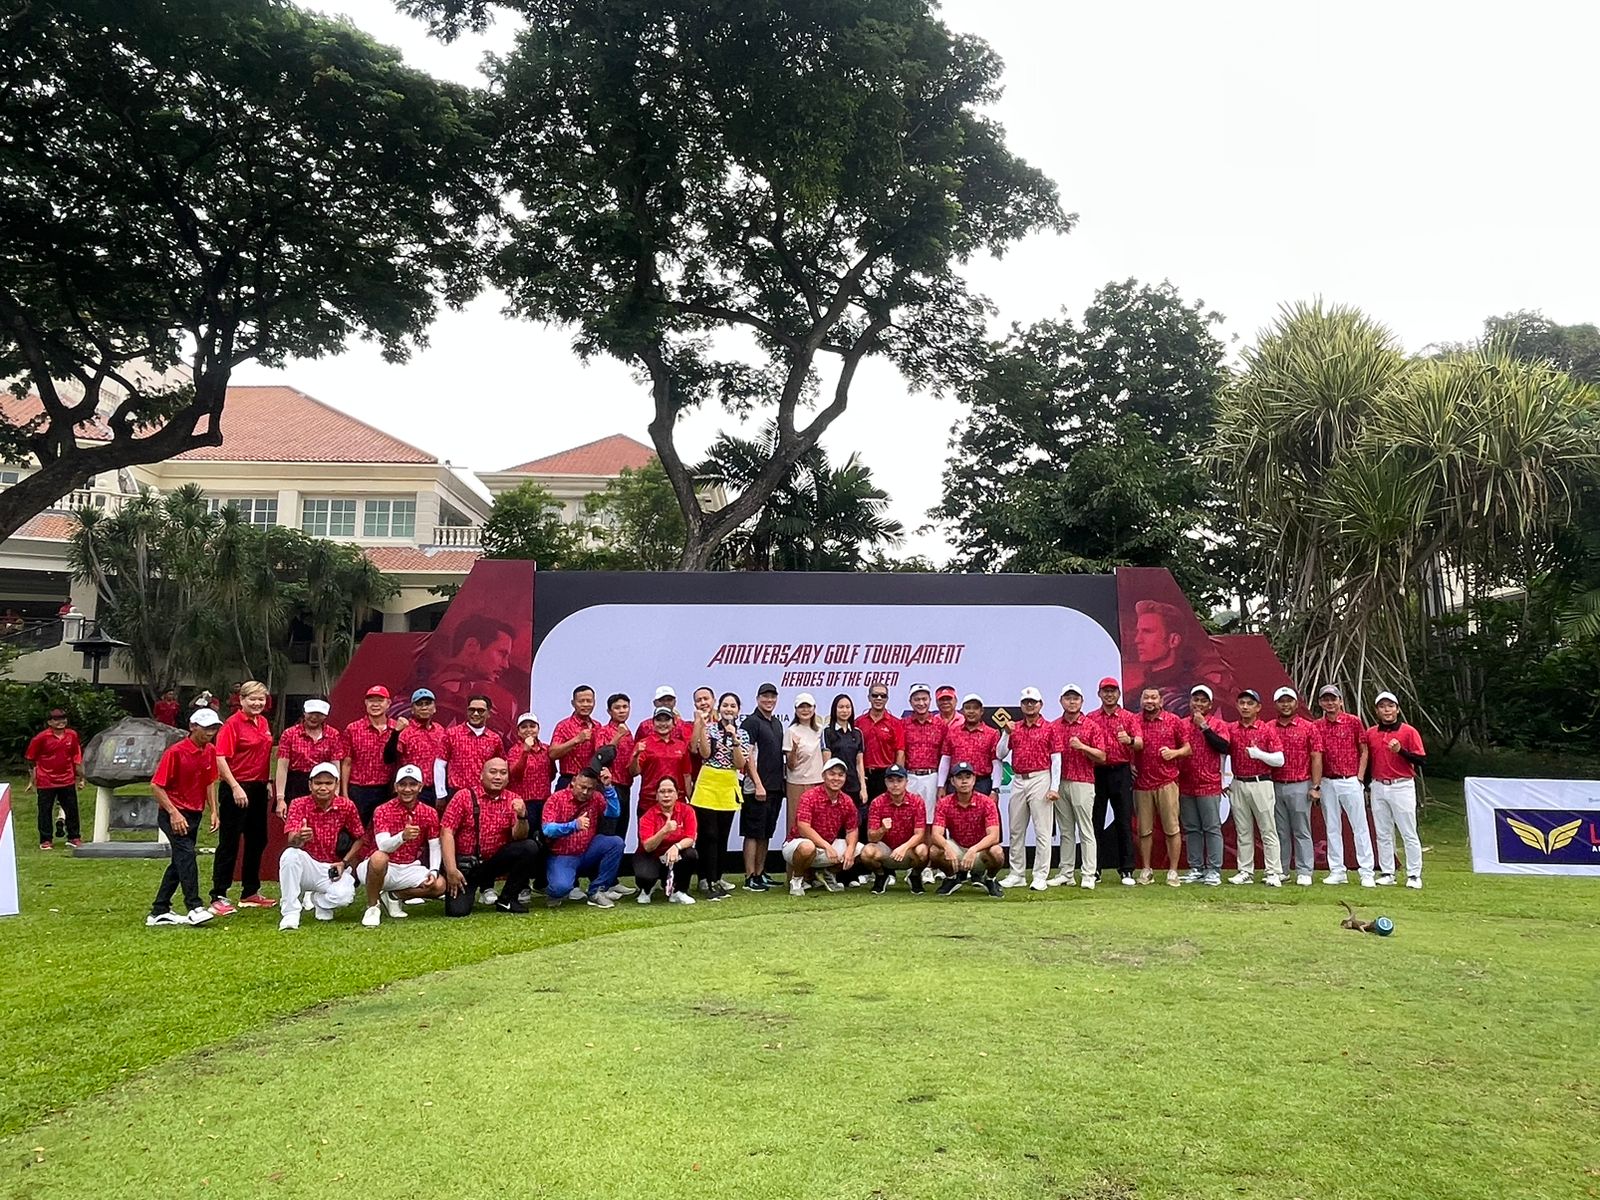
[1466, 777, 1600, 875]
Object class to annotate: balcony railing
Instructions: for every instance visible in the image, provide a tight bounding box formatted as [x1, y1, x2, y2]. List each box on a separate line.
[430, 524, 483, 548]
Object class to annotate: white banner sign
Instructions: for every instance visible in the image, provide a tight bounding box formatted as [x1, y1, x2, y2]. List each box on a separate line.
[1465, 776, 1600, 876]
[0, 784, 18, 916]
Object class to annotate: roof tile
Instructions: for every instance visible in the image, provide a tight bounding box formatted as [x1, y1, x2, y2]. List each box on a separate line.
[176, 386, 437, 463]
[362, 546, 482, 573]
[501, 434, 655, 476]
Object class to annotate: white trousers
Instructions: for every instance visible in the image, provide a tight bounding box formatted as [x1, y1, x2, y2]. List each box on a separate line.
[1320, 777, 1374, 877]
[1052, 781, 1097, 880]
[1369, 779, 1421, 879]
[1006, 771, 1054, 881]
[906, 773, 940, 823]
[1230, 779, 1280, 875]
[279, 847, 357, 915]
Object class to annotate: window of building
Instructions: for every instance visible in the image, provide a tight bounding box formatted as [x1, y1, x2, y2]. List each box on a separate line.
[361, 498, 416, 539]
[208, 497, 279, 529]
[301, 498, 357, 538]
[0, 469, 20, 485]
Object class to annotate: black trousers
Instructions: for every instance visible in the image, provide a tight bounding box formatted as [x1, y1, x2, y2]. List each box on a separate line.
[600, 783, 633, 840]
[1093, 762, 1135, 875]
[37, 785, 80, 842]
[284, 770, 310, 804]
[212, 779, 270, 900]
[152, 807, 202, 915]
[694, 806, 735, 886]
[345, 784, 390, 856]
[464, 839, 544, 898]
[866, 768, 889, 800]
[634, 846, 697, 894]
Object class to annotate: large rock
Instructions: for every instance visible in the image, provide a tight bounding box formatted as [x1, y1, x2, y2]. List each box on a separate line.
[83, 717, 186, 787]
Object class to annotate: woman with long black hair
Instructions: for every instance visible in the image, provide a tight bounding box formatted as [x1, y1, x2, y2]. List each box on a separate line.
[820, 693, 870, 883]
[691, 691, 749, 900]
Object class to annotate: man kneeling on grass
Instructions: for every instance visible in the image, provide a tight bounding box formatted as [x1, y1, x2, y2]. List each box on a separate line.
[861, 765, 928, 895]
[278, 763, 366, 930]
[932, 763, 1005, 897]
[146, 709, 223, 927]
[542, 766, 628, 908]
[359, 765, 446, 926]
[781, 758, 859, 897]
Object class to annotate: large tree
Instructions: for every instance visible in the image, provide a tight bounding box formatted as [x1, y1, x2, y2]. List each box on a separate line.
[934, 280, 1231, 606]
[479, 482, 584, 567]
[0, 0, 489, 541]
[408, 0, 1066, 568]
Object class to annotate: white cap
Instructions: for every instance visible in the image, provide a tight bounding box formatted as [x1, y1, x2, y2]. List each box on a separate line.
[796, 693, 816, 707]
[1190, 685, 1214, 700]
[1374, 690, 1399, 705]
[310, 762, 339, 779]
[303, 699, 330, 716]
[395, 764, 423, 783]
[908, 682, 931, 697]
[516, 712, 537, 725]
[822, 757, 849, 773]
[961, 693, 983, 706]
[189, 708, 221, 728]
[653, 685, 676, 701]
[1060, 683, 1083, 697]
[1019, 686, 1043, 702]
[1273, 686, 1297, 701]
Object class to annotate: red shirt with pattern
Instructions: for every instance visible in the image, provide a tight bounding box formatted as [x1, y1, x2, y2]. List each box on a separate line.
[934, 792, 1000, 847]
[1178, 715, 1229, 795]
[508, 740, 553, 802]
[901, 715, 950, 771]
[442, 723, 508, 793]
[1271, 715, 1323, 783]
[26, 728, 82, 789]
[283, 794, 364, 864]
[638, 802, 697, 858]
[633, 728, 694, 814]
[1053, 714, 1104, 785]
[1318, 712, 1366, 778]
[441, 786, 523, 860]
[945, 722, 1001, 777]
[1007, 716, 1057, 774]
[1085, 706, 1141, 767]
[543, 785, 607, 857]
[789, 784, 856, 843]
[868, 791, 924, 846]
[1366, 723, 1425, 781]
[151, 737, 217, 812]
[550, 713, 601, 777]
[1225, 720, 1283, 781]
[279, 723, 347, 777]
[597, 722, 636, 787]
[215, 711, 272, 783]
[343, 718, 397, 787]
[369, 798, 441, 867]
[1131, 709, 1188, 789]
[397, 719, 448, 780]
[859, 710, 905, 770]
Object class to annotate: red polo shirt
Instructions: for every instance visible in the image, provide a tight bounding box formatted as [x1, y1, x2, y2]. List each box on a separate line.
[283, 794, 364, 864]
[151, 737, 217, 812]
[1007, 716, 1056, 774]
[790, 784, 856, 843]
[1318, 713, 1365, 778]
[901, 715, 950, 771]
[934, 792, 1000, 846]
[442, 723, 508, 793]
[550, 714, 599, 777]
[1085, 706, 1141, 767]
[442, 786, 523, 860]
[343, 718, 397, 787]
[26, 728, 81, 789]
[153, 699, 179, 727]
[508, 740, 553, 802]
[1225, 720, 1283, 781]
[397, 719, 448, 779]
[1271, 715, 1323, 783]
[368, 798, 440, 866]
[215, 711, 273, 783]
[279, 723, 347, 776]
[634, 729, 694, 813]
[1053, 714, 1103, 785]
[1131, 709, 1187, 789]
[868, 792, 924, 844]
[1178, 715, 1228, 795]
[859, 710, 905, 770]
[598, 722, 636, 787]
[543, 786, 607, 857]
[638, 802, 697, 857]
[945, 723, 1001, 777]
[1366, 723, 1424, 781]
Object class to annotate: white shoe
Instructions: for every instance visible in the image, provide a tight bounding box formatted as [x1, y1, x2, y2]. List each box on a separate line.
[669, 891, 696, 905]
[637, 888, 653, 904]
[1375, 874, 1396, 886]
[1029, 877, 1048, 892]
[1119, 874, 1136, 886]
[186, 907, 214, 926]
[1229, 870, 1254, 885]
[1046, 871, 1074, 887]
[819, 871, 845, 893]
[278, 909, 301, 931]
[145, 911, 187, 926]
[1405, 876, 1422, 890]
[361, 905, 381, 928]
[789, 878, 806, 897]
[1166, 869, 1180, 888]
[480, 887, 499, 906]
[998, 871, 1027, 888]
[1359, 874, 1376, 888]
[606, 882, 638, 898]
[1079, 877, 1096, 890]
[381, 894, 408, 919]
[1178, 869, 1202, 884]
[922, 867, 937, 884]
[1203, 871, 1221, 886]
[1323, 871, 1348, 885]
[1296, 873, 1313, 887]
[568, 887, 586, 900]
[404, 897, 425, 905]
[1264, 874, 1283, 888]
[847, 877, 866, 887]
[314, 906, 335, 921]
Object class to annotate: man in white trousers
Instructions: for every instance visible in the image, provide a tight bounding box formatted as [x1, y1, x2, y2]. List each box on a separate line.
[899, 683, 951, 883]
[359, 765, 447, 926]
[278, 762, 365, 930]
[1224, 690, 1285, 887]
[997, 687, 1059, 891]
[1365, 691, 1427, 889]
[1314, 685, 1375, 886]
[1048, 684, 1105, 890]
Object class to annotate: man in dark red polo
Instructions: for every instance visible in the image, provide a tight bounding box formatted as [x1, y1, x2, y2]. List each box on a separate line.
[1366, 691, 1426, 889]
[1085, 677, 1141, 885]
[1048, 685, 1105, 889]
[395, 687, 449, 808]
[440, 693, 508, 797]
[781, 759, 859, 897]
[900, 685, 951, 882]
[935, 685, 960, 728]
[153, 689, 179, 727]
[932, 764, 1004, 897]
[25, 707, 83, 850]
[861, 766, 928, 894]
[145, 709, 222, 927]
[598, 692, 636, 840]
[945, 694, 1006, 796]
[860, 685, 905, 800]
[1270, 686, 1323, 886]
[1226, 690, 1285, 887]
[276, 762, 366, 930]
[541, 766, 626, 908]
[341, 685, 400, 827]
[1132, 686, 1189, 887]
[440, 757, 542, 913]
[359, 765, 446, 926]
[1315, 685, 1374, 886]
[549, 684, 599, 788]
[276, 699, 344, 807]
[1177, 685, 1230, 886]
[997, 687, 1058, 892]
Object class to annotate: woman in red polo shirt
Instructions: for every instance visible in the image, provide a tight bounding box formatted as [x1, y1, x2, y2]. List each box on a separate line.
[632, 706, 695, 816]
[210, 680, 276, 914]
[634, 778, 698, 904]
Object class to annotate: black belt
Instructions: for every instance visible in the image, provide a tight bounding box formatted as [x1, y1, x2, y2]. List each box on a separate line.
[908, 768, 937, 775]
[1324, 774, 1355, 780]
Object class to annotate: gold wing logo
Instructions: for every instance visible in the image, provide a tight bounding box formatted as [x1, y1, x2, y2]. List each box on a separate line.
[1505, 817, 1548, 854]
[1547, 819, 1583, 853]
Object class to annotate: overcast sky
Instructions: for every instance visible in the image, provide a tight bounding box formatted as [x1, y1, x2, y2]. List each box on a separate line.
[236, 0, 1600, 559]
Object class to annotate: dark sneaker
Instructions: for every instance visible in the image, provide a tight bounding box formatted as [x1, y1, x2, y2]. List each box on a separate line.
[982, 878, 1005, 899]
[743, 875, 765, 892]
[936, 876, 964, 897]
[871, 873, 889, 895]
[496, 898, 530, 914]
[908, 872, 926, 895]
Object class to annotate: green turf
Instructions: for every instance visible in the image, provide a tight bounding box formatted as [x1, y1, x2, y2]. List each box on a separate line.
[2, 779, 1597, 1199]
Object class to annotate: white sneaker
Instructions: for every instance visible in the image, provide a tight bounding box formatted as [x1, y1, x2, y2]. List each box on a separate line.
[361, 905, 381, 928]
[1375, 874, 1396, 886]
[1119, 874, 1136, 886]
[637, 888, 653, 904]
[1079, 877, 1096, 890]
[1405, 876, 1422, 890]
[789, 878, 806, 897]
[404, 897, 425, 905]
[606, 882, 638, 899]
[568, 887, 586, 900]
[847, 877, 866, 887]
[921, 867, 937, 884]
[480, 887, 499, 906]
[278, 909, 301, 931]
[186, 907, 214, 926]
[1029, 877, 1048, 892]
[1264, 874, 1283, 888]
[1323, 871, 1348, 885]
[1047, 871, 1074, 887]
[1178, 869, 1202, 884]
[1203, 871, 1221, 886]
[314, 906, 335, 921]
[145, 911, 187, 927]
[1166, 870, 1180, 888]
[998, 871, 1027, 888]
[669, 891, 695, 905]
[1296, 873, 1313, 887]
[381, 894, 408, 919]
[1359, 873, 1376, 888]
[819, 871, 845, 893]
[1229, 870, 1254, 885]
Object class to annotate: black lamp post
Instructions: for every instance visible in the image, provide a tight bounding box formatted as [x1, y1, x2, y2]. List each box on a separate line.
[69, 624, 129, 685]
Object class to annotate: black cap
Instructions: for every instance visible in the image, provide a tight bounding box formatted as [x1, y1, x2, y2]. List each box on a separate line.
[592, 744, 617, 770]
[757, 682, 778, 696]
[884, 765, 908, 779]
[1237, 688, 1261, 702]
[951, 761, 976, 776]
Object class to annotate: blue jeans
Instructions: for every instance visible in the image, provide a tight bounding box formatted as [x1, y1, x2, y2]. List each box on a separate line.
[546, 835, 624, 898]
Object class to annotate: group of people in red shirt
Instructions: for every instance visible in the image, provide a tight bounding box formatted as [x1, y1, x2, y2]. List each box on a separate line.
[130, 670, 1427, 927]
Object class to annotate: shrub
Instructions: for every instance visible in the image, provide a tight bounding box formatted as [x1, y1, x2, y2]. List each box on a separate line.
[0, 674, 130, 768]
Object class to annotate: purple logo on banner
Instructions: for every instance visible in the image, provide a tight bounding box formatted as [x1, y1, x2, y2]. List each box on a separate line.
[1494, 808, 1600, 865]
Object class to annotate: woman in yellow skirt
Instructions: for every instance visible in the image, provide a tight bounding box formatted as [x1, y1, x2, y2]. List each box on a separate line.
[691, 691, 751, 900]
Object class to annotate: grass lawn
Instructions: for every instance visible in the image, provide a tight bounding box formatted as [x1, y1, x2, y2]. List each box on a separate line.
[1, 777, 1597, 1199]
